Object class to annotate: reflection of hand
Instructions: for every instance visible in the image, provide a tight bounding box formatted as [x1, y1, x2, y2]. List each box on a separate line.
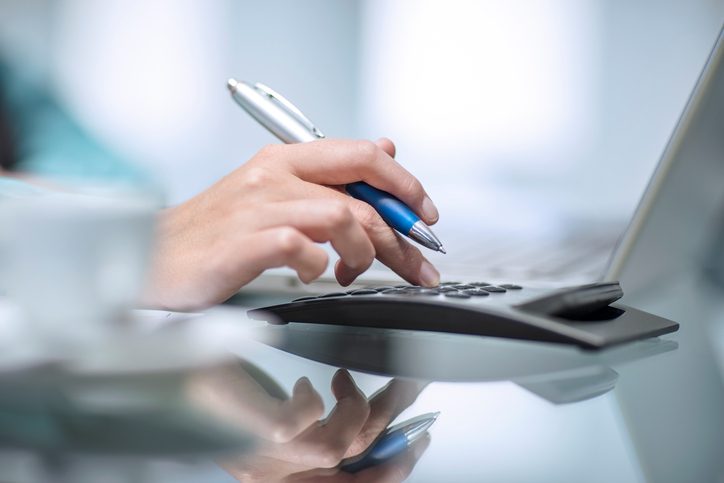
[223, 437, 429, 483]
[187, 363, 428, 482]
[186, 361, 326, 444]
[143, 138, 440, 310]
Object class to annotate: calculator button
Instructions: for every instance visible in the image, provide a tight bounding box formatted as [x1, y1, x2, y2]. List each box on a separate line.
[444, 291, 471, 299]
[438, 286, 459, 293]
[409, 288, 440, 295]
[350, 289, 378, 295]
[452, 284, 476, 290]
[292, 296, 317, 302]
[462, 288, 490, 296]
[319, 292, 349, 298]
[381, 289, 406, 295]
[481, 286, 507, 293]
[470, 282, 492, 287]
[372, 286, 395, 292]
[499, 284, 523, 290]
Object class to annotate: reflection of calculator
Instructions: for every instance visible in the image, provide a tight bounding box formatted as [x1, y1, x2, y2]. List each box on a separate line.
[248, 281, 678, 349]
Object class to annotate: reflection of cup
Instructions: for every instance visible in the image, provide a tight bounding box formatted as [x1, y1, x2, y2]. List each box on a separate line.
[0, 191, 156, 349]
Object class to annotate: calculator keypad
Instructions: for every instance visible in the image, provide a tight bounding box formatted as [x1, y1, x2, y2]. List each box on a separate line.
[292, 282, 522, 303]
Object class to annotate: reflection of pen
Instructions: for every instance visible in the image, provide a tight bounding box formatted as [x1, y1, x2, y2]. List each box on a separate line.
[339, 411, 439, 473]
[227, 79, 446, 254]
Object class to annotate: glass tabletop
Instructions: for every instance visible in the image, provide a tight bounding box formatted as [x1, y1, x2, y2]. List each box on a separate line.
[225, 272, 724, 483]
[1, 273, 722, 483]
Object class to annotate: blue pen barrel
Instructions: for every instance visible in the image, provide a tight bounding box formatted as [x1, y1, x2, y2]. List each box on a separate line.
[340, 432, 409, 473]
[346, 182, 419, 234]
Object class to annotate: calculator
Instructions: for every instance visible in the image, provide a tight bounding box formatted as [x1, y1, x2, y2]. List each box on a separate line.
[247, 281, 679, 349]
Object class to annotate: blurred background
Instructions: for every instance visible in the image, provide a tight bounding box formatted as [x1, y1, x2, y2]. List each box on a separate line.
[1, 3, 723, 481]
[1, 0, 722, 240]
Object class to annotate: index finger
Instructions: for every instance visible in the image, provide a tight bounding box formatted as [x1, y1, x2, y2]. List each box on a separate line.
[274, 140, 439, 225]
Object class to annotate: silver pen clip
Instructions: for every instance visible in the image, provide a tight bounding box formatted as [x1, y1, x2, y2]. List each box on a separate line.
[253, 83, 326, 139]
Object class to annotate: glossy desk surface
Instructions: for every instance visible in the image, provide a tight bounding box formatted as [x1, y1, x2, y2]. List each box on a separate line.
[1, 275, 722, 483]
[237, 277, 724, 483]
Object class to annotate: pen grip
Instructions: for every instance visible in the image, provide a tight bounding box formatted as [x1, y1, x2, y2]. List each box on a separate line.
[340, 432, 409, 473]
[346, 182, 419, 234]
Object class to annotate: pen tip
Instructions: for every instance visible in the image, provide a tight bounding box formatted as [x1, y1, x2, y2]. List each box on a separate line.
[438, 246, 446, 254]
[227, 78, 238, 92]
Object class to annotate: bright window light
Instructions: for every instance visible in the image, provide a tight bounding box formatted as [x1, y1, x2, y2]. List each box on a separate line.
[359, 0, 596, 176]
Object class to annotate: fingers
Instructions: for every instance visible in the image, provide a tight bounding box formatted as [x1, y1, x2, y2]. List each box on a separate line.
[352, 434, 430, 483]
[266, 180, 439, 287]
[228, 227, 330, 285]
[267, 374, 427, 470]
[267, 369, 371, 468]
[344, 379, 428, 458]
[147, 211, 335, 309]
[186, 364, 325, 444]
[298, 370, 371, 468]
[222, 433, 430, 483]
[242, 200, 375, 275]
[336, 198, 440, 287]
[219, 372, 432, 483]
[367, 379, 429, 423]
[252, 377, 329, 443]
[271, 377, 328, 442]
[280, 435, 430, 482]
[267, 140, 439, 225]
[241, 138, 440, 287]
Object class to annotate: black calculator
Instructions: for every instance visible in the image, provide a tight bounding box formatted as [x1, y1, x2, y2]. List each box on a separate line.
[248, 281, 679, 349]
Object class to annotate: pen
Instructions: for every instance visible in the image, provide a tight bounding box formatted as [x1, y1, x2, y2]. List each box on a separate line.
[339, 411, 439, 473]
[226, 79, 445, 253]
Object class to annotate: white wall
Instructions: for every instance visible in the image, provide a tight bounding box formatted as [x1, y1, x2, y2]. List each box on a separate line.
[1, 0, 722, 221]
[18, 0, 360, 204]
[358, 0, 724, 235]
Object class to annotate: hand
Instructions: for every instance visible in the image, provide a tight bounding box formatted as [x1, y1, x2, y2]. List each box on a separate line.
[206, 368, 429, 483]
[186, 360, 326, 444]
[142, 138, 440, 310]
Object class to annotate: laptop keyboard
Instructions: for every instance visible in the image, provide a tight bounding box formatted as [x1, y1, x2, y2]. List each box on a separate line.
[425, 234, 617, 282]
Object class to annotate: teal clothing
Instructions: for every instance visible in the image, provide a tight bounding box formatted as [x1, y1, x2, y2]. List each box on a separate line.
[0, 61, 156, 197]
[0, 177, 51, 199]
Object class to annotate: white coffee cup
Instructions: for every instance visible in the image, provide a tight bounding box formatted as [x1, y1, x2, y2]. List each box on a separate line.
[0, 188, 157, 350]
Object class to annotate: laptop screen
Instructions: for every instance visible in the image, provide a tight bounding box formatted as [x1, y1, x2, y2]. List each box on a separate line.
[605, 26, 724, 297]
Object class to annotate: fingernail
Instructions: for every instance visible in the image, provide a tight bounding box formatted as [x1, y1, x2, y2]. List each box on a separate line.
[335, 260, 357, 287]
[419, 261, 440, 287]
[332, 369, 360, 399]
[294, 376, 312, 393]
[334, 368, 350, 379]
[421, 196, 439, 223]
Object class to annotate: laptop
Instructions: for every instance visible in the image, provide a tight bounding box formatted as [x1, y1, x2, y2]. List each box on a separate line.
[605, 24, 724, 298]
[241, 25, 724, 297]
